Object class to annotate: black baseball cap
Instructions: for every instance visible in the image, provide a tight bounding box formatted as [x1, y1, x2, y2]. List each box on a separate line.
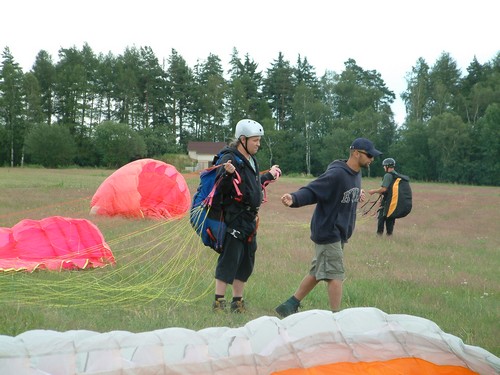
[350, 138, 383, 157]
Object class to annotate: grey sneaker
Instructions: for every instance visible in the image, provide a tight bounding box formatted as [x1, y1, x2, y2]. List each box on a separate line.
[275, 299, 300, 318]
[230, 300, 246, 313]
[212, 298, 227, 313]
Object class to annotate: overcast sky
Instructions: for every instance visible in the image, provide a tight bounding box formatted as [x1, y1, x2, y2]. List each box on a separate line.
[2, 0, 498, 126]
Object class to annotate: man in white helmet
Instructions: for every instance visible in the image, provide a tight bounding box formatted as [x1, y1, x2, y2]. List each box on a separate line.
[212, 119, 281, 313]
[368, 158, 397, 235]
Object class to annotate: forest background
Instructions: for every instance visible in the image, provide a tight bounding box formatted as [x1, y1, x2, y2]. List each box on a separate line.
[0, 45, 499, 185]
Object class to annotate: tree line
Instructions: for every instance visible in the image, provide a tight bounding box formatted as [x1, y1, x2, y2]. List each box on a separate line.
[0, 44, 498, 185]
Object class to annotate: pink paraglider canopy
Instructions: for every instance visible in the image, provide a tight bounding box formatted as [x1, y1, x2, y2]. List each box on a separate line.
[90, 159, 191, 219]
[0, 216, 115, 272]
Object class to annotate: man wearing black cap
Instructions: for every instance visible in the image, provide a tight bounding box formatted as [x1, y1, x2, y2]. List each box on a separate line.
[275, 138, 382, 317]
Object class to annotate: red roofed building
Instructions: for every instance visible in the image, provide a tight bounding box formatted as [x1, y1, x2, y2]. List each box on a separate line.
[187, 141, 227, 170]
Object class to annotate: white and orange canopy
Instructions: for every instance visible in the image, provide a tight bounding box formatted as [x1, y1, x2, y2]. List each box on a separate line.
[0, 308, 498, 374]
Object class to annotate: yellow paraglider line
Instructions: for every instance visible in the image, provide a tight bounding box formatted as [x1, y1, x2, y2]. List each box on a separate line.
[0, 185, 379, 310]
[0, 203, 217, 310]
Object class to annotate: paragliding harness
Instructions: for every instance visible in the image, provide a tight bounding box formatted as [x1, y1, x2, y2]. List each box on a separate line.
[190, 151, 246, 253]
[382, 171, 412, 219]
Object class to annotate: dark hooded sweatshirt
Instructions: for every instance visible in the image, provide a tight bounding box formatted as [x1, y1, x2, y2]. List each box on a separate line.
[291, 160, 362, 244]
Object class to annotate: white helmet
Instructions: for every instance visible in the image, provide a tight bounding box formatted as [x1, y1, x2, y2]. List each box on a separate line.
[234, 119, 264, 139]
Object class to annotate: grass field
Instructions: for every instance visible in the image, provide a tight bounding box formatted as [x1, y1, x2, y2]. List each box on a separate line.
[0, 167, 498, 357]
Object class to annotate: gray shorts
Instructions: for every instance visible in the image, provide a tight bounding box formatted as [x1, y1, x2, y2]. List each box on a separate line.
[309, 241, 345, 281]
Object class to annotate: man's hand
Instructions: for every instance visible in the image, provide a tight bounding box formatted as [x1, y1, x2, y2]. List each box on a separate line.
[270, 165, 281, 179]
[224, 161, 236, 174]
[281, 193, 293, 207]
[360, 189, 367, 202]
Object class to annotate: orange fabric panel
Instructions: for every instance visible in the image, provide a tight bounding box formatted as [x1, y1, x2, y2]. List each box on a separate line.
[272, 357, 478, 375]
[386, 177, 400, 217]
[90, 159, 191, 219]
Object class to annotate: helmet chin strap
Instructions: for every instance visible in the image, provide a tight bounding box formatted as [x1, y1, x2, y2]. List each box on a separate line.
[238, 137, 251, 158]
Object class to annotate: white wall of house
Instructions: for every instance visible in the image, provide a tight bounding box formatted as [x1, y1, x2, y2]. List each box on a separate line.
[188, 151, 214, 170]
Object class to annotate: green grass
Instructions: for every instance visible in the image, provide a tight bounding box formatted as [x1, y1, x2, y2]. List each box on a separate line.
[0, 167, 498, 358]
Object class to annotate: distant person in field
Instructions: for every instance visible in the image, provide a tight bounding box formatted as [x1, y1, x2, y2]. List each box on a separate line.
[368, 158, 397, 236]
[275, 138, 382, 317]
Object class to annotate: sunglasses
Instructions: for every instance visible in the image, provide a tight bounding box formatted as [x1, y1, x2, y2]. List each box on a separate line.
[357, 150, 374, 158]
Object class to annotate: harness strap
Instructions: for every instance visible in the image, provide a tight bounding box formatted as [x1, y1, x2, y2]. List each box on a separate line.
[206, 165, 242, 207]
[360, 195, 382, 216]
[232, 170, 243, 201]
[261, 168, 281, 203]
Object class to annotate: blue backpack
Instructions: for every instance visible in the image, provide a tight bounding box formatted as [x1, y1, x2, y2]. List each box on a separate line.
[190, 151, 243, 253]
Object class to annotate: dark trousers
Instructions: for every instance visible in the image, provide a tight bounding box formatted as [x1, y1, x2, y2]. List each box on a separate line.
[377, 209, 396, 235]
